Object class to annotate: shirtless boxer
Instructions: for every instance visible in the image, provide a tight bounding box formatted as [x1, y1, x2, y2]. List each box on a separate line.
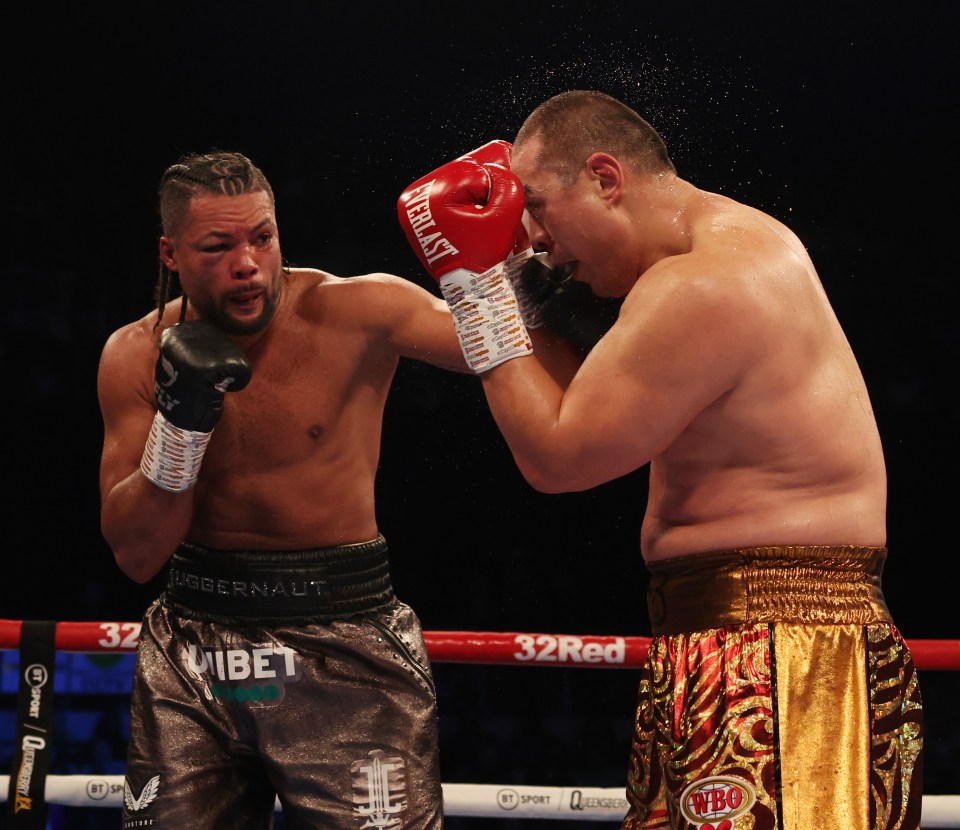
[98, 151, 467, 828]
[397, 91, 924, 829]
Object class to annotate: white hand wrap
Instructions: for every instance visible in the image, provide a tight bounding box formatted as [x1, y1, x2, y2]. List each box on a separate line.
[139, 411, 213, 492]
[439, 264, 533, 372]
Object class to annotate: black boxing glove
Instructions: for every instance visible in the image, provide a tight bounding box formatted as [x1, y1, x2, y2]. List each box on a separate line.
[519, 252, 571, 313]
[140, 320, 252, 492]
[154, 320, 252, 431]
[520, 257, 622, 355]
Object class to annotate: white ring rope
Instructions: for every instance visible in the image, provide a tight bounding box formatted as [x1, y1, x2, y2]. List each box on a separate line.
[0, 776, 957, 825]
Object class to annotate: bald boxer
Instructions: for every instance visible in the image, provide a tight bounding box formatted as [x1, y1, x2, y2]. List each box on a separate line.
[397, 92, 923, 829]
[98, 151, 468, 828]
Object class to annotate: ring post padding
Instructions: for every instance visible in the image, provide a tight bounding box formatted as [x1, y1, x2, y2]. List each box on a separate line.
[5, 620, 57, 829]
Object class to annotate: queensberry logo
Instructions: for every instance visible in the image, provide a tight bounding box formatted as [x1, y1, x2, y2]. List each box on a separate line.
[679, 776, 756, 826]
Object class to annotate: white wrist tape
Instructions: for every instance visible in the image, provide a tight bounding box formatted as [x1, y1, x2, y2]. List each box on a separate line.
[139, 411, 213, 492]
[503, 246, 544, 329]
[439, 264, 533, 372]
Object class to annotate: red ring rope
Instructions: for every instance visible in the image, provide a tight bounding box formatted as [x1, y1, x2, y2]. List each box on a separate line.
[1, 620, 957, 670]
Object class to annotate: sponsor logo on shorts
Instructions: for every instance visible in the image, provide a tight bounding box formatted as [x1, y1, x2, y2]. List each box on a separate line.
[169, 566, 330, 601]
[123, 774, 159, 827]
[183, 643, 300, 706]
[679, 775, 756, 827]
[351, 749, 407, 828]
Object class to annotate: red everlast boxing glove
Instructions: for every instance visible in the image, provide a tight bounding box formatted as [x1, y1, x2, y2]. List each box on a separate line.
[456, 141, 547, 331]
[397, 141, 532, 372]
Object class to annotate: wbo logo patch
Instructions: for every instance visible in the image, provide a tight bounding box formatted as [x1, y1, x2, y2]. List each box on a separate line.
[679, 775, 756, 828]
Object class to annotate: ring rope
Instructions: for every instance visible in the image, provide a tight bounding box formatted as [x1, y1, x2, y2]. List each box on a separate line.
[3, 620, 957, 826]
[1, 620, 958, 670]
[0, 776, 957, 825]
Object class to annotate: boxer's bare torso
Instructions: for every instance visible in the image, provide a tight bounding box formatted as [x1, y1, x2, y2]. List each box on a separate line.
[99, 267, 464, 578]
[632, 193, 886, 560]
[484, 137, 886, 563]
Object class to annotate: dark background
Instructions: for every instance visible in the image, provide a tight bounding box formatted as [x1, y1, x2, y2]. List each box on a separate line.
[2, 1, 957, 826]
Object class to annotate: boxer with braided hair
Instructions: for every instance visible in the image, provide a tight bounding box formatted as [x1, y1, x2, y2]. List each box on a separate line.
[152, 152, 282, 328]
[98, 150, 468, 828]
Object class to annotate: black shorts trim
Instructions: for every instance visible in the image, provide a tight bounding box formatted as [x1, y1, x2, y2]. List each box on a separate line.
[164, 535, 396, 623]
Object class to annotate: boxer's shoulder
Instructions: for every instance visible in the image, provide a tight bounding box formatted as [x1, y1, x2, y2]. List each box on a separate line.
[100, 313, 163, 373]
[293, 269, 436, 323]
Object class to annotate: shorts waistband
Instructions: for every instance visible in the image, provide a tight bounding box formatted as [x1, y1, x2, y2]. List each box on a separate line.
[164, 535, 395, 623]
[646, 545, 891, 636]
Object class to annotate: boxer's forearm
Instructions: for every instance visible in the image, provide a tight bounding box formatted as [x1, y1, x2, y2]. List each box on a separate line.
[479, 356, 578, 492]
[101, 470, 194, 582]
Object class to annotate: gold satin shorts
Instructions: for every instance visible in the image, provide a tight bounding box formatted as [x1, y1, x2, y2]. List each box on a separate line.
[624, 546, 923, 830]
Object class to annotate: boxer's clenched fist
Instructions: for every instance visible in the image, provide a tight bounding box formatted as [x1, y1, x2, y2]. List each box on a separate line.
[155, 320, 252, 432]
[141, 320, 252, 492]
[398, 142, 532, 372]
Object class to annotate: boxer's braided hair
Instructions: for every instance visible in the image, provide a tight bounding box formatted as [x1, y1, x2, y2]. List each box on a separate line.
[153, 151, 277, 329]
